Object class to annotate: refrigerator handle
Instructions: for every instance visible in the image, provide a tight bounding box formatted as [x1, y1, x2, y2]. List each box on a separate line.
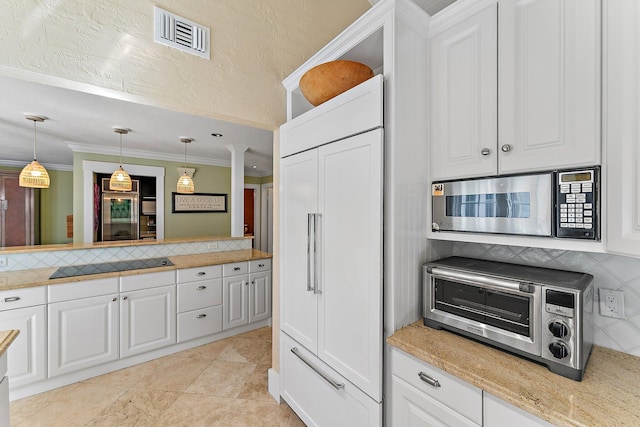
[314, 213, 322, 294]
[307, 213, 314, 293]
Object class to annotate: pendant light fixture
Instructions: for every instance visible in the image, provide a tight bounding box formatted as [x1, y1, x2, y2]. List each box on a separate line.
[19, 115, 50, 189]
[109, 127, 132, 192]
[177, 137, 195, 194]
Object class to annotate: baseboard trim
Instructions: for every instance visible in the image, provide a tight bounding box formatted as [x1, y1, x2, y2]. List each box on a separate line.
[268, 368, 280, 403]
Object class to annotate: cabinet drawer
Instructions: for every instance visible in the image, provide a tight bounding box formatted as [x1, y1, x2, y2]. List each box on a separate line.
[177, 278, 222, 312]
[249, 259, 271, 272]
[120, 270, 175, 292]
[281, 332, 381, 427]
[176, 265, 222, 283]
[391, 348, 482, 425]
[0, 286, 46, 311]
[223, 262, 248, 276]
[48, 277, 119, 303]
[177, 306, 223, 343]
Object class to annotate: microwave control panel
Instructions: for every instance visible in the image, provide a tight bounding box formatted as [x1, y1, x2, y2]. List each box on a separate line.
[556, 168, 599, 240]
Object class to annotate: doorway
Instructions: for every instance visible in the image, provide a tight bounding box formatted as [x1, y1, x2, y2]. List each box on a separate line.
[0, 171, 35, 247]
[244, 185, 259, 249]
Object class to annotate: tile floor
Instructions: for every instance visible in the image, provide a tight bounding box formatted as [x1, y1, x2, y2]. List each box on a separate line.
[9, 327, 305, 426]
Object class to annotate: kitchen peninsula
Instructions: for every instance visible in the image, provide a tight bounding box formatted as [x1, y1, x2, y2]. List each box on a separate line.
[0, 236, 272, 401]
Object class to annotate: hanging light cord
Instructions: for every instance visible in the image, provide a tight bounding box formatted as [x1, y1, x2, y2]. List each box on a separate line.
[32, 119, 38, 161]
[184, 141, 188, 169]
[119, 132, 123, 166]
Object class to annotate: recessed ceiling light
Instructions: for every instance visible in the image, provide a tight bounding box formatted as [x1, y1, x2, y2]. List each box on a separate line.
[211, 133, 223, 137]
[251, 165, 258, 169]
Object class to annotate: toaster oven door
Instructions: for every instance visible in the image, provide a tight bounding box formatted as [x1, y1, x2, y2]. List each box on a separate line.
[432, 173, 552, 236]
[424, 267, 542, 356]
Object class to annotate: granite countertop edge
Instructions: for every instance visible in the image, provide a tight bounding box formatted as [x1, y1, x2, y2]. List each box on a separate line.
[387, 321, 640, 427]
[0, 330, 19, 357]
[0, 249, 272, 291]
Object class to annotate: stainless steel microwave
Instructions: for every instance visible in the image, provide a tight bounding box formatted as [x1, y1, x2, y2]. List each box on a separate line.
[431, 167, 600, 240]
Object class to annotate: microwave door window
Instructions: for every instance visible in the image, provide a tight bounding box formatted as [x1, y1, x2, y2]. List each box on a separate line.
[446, 192, 531, 219]
[434, 278, 531, 337]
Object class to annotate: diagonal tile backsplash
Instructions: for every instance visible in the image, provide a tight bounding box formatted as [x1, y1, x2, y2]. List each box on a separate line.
[0, 238, 252, 273]
[451, 242, 640, 357]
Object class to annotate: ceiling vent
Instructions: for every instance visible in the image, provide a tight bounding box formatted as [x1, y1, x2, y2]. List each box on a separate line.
[154, 6, 210, 59]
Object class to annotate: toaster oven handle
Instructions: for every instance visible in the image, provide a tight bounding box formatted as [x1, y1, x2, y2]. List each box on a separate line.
[429, 267, 525, 293]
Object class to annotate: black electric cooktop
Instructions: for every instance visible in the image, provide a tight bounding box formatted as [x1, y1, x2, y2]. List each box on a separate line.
[49, 257, 174, 279]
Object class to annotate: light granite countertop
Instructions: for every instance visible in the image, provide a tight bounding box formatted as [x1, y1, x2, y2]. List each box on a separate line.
[388, 321, 640, 427]
[0, 249, 272, 291]
[0, 330, 19, 357]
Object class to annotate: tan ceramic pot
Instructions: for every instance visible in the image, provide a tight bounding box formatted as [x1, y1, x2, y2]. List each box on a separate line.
[299, 60, 374, 107]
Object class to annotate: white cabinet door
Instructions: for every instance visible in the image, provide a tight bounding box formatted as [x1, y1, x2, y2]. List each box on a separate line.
[316, 129, 383, 402]
[391, 375, 480, 427]
[430, 2, 498, 180]
[484, 392, 553, 427]
[120, 285, 176, 358]
[280, 149, 319, 353]
[49, 294, 119, 377]
[249, 271, 271, 323]
[604, 0, 640, 258]
[222, 275, 248, 330]
[498, 0, 601, 174]
[0, 305, 46, 388]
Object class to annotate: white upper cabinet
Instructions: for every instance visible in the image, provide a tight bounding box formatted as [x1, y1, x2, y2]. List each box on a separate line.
[430, 2, 498, 180]
[430, 0, 601, 181]
[603, 0, 640, 258]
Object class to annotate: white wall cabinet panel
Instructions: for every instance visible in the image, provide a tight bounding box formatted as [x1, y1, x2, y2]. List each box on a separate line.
[430, 2, 498, 180]
[222, 275, 249, 330]
[280, 149, 319, 353]
[0, 306, 46, 388]
[484, 392, 553, 427]
[49, 294, 119, 377]
[604, 0, 640, 258]
[120, 285, 176, 358]
[498, 0, 600, 174]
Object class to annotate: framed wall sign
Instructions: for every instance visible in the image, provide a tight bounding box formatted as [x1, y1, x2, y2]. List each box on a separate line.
[171, 192, 228, 213]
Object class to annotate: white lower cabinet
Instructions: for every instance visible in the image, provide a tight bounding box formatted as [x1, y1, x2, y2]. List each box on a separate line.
[249, 271, 271, 323]
[281, 332, 381, 427]
[48, 293, 119, 377]
[223, 261, 272, 330]
[120, 285, 176, 358]
[223, 273, 249, 330]
[0, 286, 47, 388]
[483, 393, 552, 427]
[176, 268, 224, 343]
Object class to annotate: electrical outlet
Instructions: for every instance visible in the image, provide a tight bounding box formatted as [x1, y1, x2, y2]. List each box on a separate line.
[207, 242, 218, 250]
[599, 289, 625, 319]
[0, 257, 6, 267]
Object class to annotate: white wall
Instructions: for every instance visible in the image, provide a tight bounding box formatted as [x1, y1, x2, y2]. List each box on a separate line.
[0, 0, 371, 130]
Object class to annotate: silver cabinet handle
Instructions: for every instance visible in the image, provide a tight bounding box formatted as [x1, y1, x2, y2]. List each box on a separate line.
[3, 297, 21, 303]
[197, 272, 207, 276]
[258, 263, 265, 268]
[418, 372, 441, 388]
[501, 144, 511, 152]
[481, 147, 491, 156]
[291, 347, 344, 390]
[123, 296, 128, 300]
[313, 213, 322, 294]
[233, 267, 241, 271]
[307, 213, 314, 293]
[197, 286, 207, 290]
[196, 314, 207, 319]
[112, 297, 117, 302]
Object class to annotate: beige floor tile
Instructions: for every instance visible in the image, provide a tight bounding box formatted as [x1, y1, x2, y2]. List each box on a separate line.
[10, 382, 129, 427]
[235, 326, 274, 341]
[176, 337, 234, 360]
[218, 337, 272, 364]
[82, 359, 160, 388]
[155, 393, 235, 426]
[259, 348, 273, 368]
[133, 355, 211, 392]
[185, 360, 256, 398]
[85, 388, 180, 427]
[236, 369, 273, 402]
[218, 399, 293, 427]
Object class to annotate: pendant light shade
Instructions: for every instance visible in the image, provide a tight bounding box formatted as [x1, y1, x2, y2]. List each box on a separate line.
[19, 115, 50, 189]
[177, 137, 195, 194]
[109, 127, 132, 192]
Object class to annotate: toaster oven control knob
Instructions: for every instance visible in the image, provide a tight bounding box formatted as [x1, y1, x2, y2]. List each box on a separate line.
[548, 320, 570, 338]
[549, 341, 570, 359]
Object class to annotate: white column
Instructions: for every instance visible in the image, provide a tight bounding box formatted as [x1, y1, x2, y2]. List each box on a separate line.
[227, 145, 248, 237]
